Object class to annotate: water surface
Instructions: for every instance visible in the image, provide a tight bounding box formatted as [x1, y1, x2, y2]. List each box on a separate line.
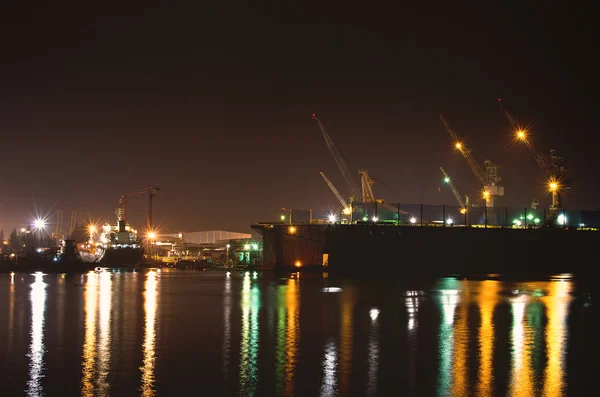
[0, 270, 593, 396]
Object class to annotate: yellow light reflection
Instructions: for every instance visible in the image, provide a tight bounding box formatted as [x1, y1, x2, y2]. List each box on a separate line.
[27, 272, 47, 396]
[239, 273, 260, 396]
[97, 272, 112, 394]
[451, 292, 469, 396]
[81, 271, 97, 397]
[509, 294, 534, 397]
[223, 273, 232, 383]
[478, 280, 499, 397]
[284, 279, 299, 395]
[7, 273, 15, 354]
[141, 270, 158, 397]
[542, 281, 572, 397]
[275, 284, 287, 395]
[339, 288, 354, 396]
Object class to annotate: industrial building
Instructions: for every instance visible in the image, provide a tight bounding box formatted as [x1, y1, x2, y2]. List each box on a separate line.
[163, 230, 251, 244]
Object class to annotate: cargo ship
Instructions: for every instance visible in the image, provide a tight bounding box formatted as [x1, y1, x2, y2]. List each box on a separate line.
[96, 218, 144, 268]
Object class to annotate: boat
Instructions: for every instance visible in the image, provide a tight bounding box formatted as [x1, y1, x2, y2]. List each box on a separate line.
[96, 218, 144, 268]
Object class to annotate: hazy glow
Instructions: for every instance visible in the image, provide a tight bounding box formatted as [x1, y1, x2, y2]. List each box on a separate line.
[26, 272, 47, 397]
[141, 271, 158, 397]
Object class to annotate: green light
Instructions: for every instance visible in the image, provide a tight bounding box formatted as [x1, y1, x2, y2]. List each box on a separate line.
[519, 215, 525, 220]
[527, 213, 534, 220]
[280, 215, 285, 221]
[534, 218, 540, 224]
[444, 177, 450, 183]
[362, 216, 368, 221]
[251, 243, 259, 251]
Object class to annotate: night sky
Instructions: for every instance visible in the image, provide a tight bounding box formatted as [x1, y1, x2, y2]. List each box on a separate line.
[1, 3, 597, 234]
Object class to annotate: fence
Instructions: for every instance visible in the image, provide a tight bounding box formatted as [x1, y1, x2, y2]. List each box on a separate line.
[285, 203, 600, 229]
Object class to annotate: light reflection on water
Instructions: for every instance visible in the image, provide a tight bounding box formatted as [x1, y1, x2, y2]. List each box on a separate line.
[26, 272, 47, 397]
[3, 272, 587, 396]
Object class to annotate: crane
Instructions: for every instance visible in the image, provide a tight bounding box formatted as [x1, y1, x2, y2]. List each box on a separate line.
[118, 186, 160, 230]
[320, 172, 352, 215]
[440, 167, 469, 213]
[313, 114, 361, 202]
[498, 99, 568, 212]
[440, 115, 504, 208]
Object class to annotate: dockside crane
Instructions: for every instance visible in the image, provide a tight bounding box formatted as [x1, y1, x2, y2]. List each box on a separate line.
[440, 115, 504, 208]
[320, 172, 353, 215]
[118, 185, 160, 230]
[498, 99, 568, 213]
[440, 167, 469, 213]
[313, 114, 361, 203]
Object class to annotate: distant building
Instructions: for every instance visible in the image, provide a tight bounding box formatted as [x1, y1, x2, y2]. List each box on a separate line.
[163, 230, 251, 245]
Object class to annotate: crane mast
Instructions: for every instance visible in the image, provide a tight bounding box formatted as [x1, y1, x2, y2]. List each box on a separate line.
[320, 172, 351, 214]
[440, 167, 466, 209]
[498, 99, 567, 212]
[119, 185, 160, 230]
[440, 115, 503, 207]
[313, 115, 361, 202]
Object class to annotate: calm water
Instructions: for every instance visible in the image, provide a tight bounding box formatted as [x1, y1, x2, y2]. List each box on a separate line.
[0, 270, 593, 396]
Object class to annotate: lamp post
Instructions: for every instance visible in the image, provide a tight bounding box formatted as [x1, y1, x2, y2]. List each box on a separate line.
[226, 243, 230, 267]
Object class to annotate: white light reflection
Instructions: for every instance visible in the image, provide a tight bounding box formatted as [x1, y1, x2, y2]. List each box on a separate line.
[320, 338, 338, 397]
[222, 270, 231, 381]
[97, 271, 112, 394]
[26, 272, 47, 397]
[366, 308, 379, 397]
[508, 293, 533, 396]
[141, 270, 158, 397]
[436, 288, 459, 396]
[406, 295, 420, 396]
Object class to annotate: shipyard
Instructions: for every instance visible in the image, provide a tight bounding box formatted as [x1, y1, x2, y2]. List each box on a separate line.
[0, 3, 596, 396]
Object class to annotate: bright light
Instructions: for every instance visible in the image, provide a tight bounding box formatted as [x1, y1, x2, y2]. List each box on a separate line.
[446, 218, 453, 225]
[444, 177, 450, 183]
[280, 214, 285, 221]
[557, 214, 567, 226]
[410, 217, 417, 224]
[460, 208, 467, 214]
[455, 142, 462, 149]
[579, 223, 585, 227]
[295, 260, 302, 268]
[548, 179, 560, 192]
[513, 219, 522, 226]
[328, 213, 338, 223]
[527, 213, 534, 220]
[372, 216, 378, 222]
[88, 225, 96, 234]
[516, 130, 526, 140]
[288, 226, 296, 234]
[362, 216, 368, 221]
[251, 243, 259, 251]
[226, 244, 231, 248]
[33, 218, 46, 231]
[369, 308, 380, 321]
[342, 207, 352, 215]
[534, 218, 541, 224]
[226, 271, 231, 277]
[482, 190, 490, 199]
[178, 233, 183, 239]
[244, 244, 250, 250]
[148, 232, 156, 240]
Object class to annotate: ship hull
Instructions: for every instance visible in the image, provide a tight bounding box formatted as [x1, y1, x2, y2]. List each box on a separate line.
[100, 247, 144, 268]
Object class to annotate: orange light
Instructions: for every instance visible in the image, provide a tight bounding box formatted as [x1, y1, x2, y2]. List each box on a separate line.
[516, 130, 526, 140]
[548, 179, 559, 192]
[295, 260, 302, 268]
[455, 142, 462, 149]
[482, 190, 490, 199]
[288, 226, 296, 234]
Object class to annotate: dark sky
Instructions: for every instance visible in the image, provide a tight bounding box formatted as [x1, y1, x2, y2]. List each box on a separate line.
[1, 2, 598, 233]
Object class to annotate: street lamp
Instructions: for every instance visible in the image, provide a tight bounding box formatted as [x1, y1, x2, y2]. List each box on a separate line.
[226, 243, 230, 267]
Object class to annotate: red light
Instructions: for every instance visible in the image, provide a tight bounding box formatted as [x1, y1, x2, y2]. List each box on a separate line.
[312, 113, 316, 117]
[498, 98, 502, 102]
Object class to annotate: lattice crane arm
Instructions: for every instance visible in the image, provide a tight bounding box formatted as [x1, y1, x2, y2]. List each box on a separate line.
[118, 185, 160, 225]
[440, 115, 488, 187]
[440, 167, 466, 208]
[320, 172, 349, 210]
[313, 115, 360, 200]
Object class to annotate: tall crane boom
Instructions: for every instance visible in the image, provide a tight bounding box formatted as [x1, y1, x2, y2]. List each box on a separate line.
[498, 99, 551, 175]
[440, 115, 488, 186]
[119, 185, 160, 229]
[440, 167, 466, 208]
[320, 172, 349, 211]
[313, 114, 361, 201]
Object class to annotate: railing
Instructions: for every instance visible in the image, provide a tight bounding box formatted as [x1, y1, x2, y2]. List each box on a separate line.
[281, 203, 600, 229]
